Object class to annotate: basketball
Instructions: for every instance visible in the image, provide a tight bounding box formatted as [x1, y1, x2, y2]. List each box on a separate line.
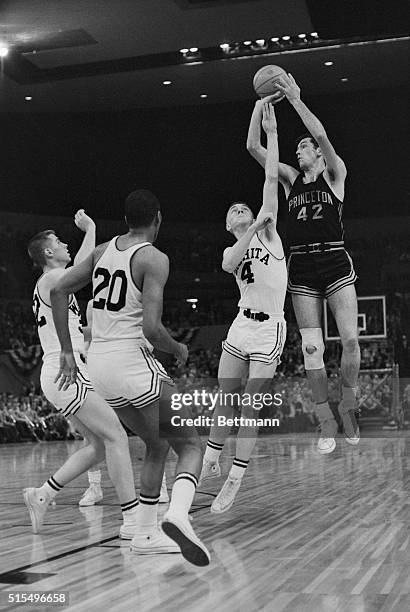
[253, 64, 287, 98]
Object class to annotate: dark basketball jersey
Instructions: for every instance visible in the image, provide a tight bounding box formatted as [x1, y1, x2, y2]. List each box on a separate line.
[287, 172, 344, 246]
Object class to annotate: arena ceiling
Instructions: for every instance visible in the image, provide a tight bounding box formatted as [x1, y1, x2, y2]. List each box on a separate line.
[0, 0, 408, 112]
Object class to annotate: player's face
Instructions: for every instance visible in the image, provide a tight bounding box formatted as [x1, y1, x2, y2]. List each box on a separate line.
[226, 204, 253, 232]
[296, 138, 320, 170]
[47, 235, 71, 264]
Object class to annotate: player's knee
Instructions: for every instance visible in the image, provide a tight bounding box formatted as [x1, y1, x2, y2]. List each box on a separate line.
[342, 337, 360, 354]
[89, 438, 105, 462]
[300, 327, 325, 370]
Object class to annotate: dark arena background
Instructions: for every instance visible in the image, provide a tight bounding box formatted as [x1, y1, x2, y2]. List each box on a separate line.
[0, 1, 409, 611]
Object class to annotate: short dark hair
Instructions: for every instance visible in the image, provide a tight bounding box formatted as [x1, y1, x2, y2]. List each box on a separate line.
[125, 189, 160, 229]
[27, 230, 56, 268]
[295, 133, 319, 149]
[226, 201, 254, 216]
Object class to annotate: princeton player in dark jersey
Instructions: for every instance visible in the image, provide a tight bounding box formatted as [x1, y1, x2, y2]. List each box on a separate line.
[247, 76, 360, 454]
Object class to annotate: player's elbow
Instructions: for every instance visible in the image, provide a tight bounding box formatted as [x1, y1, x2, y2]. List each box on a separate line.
[222, 259, 234, 274]
[315, 130, 327, 143]
[143, 320, 159, 343]
[246, 141, 259, 155]
[265, 172, 278, 184]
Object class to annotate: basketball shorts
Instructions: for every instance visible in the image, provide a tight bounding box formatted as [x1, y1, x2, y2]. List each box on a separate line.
[287, 249, 357, 299]
[87, 345, 174, 410]
[41, 354, 93, 418]
[222, 312, 286, 365]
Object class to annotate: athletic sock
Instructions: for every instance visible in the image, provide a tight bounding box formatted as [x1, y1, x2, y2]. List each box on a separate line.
[134, 494, 160, 533]
[168, 472, 198, 518]
[38, 476, 64, 500]
[204, 439, 224, 463]
[121, 497, 139, 525]
[229, 458, 249, 480]
[87, 470, 101, 486]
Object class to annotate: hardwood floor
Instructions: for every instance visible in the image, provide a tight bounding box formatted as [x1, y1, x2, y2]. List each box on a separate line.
[1, 433, 410, 612]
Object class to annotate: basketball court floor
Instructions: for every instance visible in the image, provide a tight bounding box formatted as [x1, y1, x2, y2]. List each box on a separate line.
[1, 433, 410, 612]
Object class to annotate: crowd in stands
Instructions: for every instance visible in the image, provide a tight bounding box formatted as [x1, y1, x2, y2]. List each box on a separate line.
[0, 385, 73, 444]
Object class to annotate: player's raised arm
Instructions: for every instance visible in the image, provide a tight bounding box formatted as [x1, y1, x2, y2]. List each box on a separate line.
[246, 97, 298, 195]
[138, 248, 187, 364]
[73, 210, 96, 265]
[260, 102, 279, 222]
[275, 73, 347, 181]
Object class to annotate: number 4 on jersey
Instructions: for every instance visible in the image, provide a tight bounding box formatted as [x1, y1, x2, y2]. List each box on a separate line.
[241, 261, 255, 284]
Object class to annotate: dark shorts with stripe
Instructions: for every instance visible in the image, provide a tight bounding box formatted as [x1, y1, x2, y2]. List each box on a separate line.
[287, 249, 357, 299]
[87, 345, 174, 410]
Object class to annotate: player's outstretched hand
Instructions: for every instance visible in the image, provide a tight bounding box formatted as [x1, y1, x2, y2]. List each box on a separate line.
[252, 211, 274, 232]
[175, 342, 188, 366]
[262, 102, 277, 133]
[275, 73, 300, 104]
[257, 92, 284, 106]
[74, 209, 96, 233]
[55, 351, 78, 391]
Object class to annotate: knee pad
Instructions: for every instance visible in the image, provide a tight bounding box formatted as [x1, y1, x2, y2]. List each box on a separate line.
[300, 327, 325, 370]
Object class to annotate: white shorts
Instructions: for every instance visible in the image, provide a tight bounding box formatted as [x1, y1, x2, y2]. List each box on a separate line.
[222, 312, 286, 365]
[87, 345, 173, 410]
[41, 354, 92, 418]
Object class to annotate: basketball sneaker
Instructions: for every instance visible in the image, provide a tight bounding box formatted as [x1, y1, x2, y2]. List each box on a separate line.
[78, 484, 103, 507]
[23, 487, 51, 533]
[317, 418, 338, 455]
[338, 401, 360, 446]
[161, 511, 210, 566]
[199, 459, 221, 484]
[159, 474, 169, 503]
[130, 528, 180, 555]
[211, 476, 241, 514]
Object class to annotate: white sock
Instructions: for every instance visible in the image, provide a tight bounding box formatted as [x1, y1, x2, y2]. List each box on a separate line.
[134, 495, 159, 533]
[88, 470, 101, 486]
[121, 498, 139, 525]
[168, 473, 197, 518]
[38, 476, 63, 500]
[204, 440, 223, 463]
[229, 458, 249, 480]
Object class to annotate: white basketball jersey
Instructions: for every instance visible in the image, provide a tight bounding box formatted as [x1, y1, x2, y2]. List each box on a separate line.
[231, 231, 287, 314]
[90, 237, 150, 348]
[33, 276, 84, 360]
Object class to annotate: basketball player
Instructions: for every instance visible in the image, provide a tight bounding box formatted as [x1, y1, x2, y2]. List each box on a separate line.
[24, 211, 146, 544]
[200, 102, 287, 513]
[247, 76, 360, 453]
[50, 190, 210, 566]
[78, 301, 169, 507]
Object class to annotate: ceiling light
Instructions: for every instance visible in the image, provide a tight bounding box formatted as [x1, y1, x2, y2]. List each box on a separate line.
[298, 33, 306, 39]
[341, 77, 348, 82]
[186, 298, 198, 303]
[200, 94, 207, 99]
[324, 61, 334, 66]
[0, 46, 9, 57]
[189, 47, 198, 53]
[163, 80, 172, 85]
[311, 32, 319, 38]
[25, 96, 32, 101]
[282, 36, 291, 41]
[220, 43, 230, 50]
[255, 39, 265, 46]
[180, 48, 189, 54]
[243, 40, 252, 46]
[271, 37, 279, 43]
